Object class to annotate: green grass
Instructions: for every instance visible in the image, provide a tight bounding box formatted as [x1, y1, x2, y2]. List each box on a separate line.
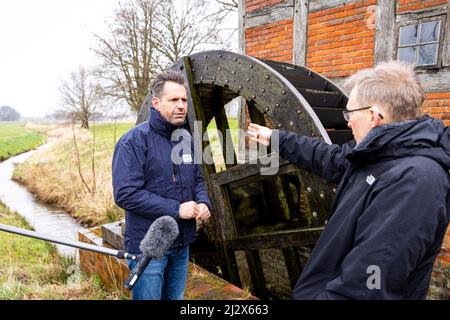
[0, 201, 127, 300]
[90, 122, 134, 151]
[0, 122, 46, 161]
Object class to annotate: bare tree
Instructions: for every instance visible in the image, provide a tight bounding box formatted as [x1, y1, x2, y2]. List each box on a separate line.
[153, 0, 230, 69]
[60, 66, 101, 129]
[214, 0, 238, 12]
[92, 0, 159, 114]
[93, 0, 231, 113]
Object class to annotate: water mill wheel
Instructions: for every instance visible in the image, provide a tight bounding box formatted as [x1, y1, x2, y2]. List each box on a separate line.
[136, 50, 351, 299]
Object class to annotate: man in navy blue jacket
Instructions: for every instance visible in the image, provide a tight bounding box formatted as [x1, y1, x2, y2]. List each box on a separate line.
[248, 61, 450, 299]
[112, 70, 212, 300]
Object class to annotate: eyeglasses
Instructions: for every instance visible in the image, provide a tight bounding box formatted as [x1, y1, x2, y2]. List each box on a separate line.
[342, 106, 384, 122]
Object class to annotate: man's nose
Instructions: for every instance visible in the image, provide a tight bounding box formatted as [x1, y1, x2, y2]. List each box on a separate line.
[175, 99, 185, 109]
[347, 120, 352, 129]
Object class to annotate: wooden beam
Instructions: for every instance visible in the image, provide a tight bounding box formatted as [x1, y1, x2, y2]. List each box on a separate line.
[308, 0, 353, 12]
[396, 4, 448, 22]
[182, 57, 215, 175]
[245, 249, 269, 298]
[293, 0, 309, 66]
[417, 67, 450, 92]
[374, 0, 397, 64]
[210, 159, 291, 187]
[229, 228, 324, 250]
[244, 1, 294, 29]
[443, 0, 450, 66]
[282, 247, 303, 288]
[238, 0, 246, 54]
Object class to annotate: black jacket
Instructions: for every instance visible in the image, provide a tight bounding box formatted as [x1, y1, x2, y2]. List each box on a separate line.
[277, 116, 450, 299]
[112, 108, 212, 254]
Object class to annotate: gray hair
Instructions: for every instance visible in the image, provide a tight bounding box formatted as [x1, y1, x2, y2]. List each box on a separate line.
[344, 61, 425, 121]
[150, 70, 186, 98]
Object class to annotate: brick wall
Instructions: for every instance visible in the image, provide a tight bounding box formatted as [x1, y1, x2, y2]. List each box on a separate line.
[422, 93, 450, 126]
[306, 0, 377, 78]
[429, 231, 450, 299]
[78, 228, 132, 297]
[246, 19, 293, 62]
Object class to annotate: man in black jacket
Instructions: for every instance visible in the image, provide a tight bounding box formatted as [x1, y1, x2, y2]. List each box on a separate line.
[248, 61, 450, 299]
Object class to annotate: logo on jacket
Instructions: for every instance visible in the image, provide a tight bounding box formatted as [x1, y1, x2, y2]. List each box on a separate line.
[182, 154, 193, 164]
[366, 175, 376, 185]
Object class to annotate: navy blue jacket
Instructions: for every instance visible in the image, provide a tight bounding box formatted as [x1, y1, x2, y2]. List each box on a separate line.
[277, 116, 450, 299]
[112, 108, 212, 254]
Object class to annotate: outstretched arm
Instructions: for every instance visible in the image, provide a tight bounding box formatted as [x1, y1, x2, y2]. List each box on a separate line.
[248, 123, 353, 183]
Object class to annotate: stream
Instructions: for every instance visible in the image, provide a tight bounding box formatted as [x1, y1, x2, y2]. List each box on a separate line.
[0, 144, 89, 258]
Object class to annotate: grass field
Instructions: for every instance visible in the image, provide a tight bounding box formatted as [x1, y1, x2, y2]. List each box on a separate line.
[0, 122, 46, 161]
[13, 117, 239, 227]
[0, 202, 127, 300]
[14, 122, 135, 226]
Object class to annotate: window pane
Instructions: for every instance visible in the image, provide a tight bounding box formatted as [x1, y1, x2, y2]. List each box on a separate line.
[398, 47, 417, 63]
[399, 25, 418, 46]
[420, 21, 440, 43]
[418, 43, 438, 65]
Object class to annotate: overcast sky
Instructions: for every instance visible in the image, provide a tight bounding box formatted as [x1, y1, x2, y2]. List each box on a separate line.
[0, 1, 238, 118]
[0, 1, 238, 119]
[0, 0, 120, 118]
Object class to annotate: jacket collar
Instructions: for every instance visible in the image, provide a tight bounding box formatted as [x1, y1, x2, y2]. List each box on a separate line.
[148, 107, 185, 138]
[346, 115, 450, 170]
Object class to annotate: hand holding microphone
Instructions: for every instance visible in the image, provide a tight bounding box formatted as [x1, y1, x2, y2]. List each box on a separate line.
[124, 216, 179, 290]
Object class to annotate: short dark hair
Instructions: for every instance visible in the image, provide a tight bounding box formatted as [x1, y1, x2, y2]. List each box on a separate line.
[150, 70, 186, 98]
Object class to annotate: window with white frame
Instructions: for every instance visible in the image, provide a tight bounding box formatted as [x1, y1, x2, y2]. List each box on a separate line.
[397, 16, 445, 68]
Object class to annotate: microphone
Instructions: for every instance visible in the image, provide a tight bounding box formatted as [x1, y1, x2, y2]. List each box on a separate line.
[124, 216, 179, 290]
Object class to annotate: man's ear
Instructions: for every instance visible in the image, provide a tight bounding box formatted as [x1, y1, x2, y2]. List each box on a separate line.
[369, 107, 383, 128]
[152, 97, 160, 111]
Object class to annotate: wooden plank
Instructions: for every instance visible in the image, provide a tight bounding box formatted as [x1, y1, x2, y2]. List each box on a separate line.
[312, 107, 348, 129]
[297, 88, 343, 108]
[374, 0, 397, 64]
[210, 157, 291, 187]
[227, 164, 299, 190]
[293, 0, 309, 66]
[282, 247, 303, 288]
[221, 242, 242, 287]
[417, 68, 450, 92]
[182, 57, 215, 175]
[443, 0, 450, 67]
[279, 176, 299, 220]
[229, 228, 324, 250]
[309, 0, 353, 13]
[326, 129, 354, 145]
[238, 0, 246, 54]
[278, 70, 328, 91]
[244, 0, 294, 29]
[245, 249, 269, 298]
[396, 4, 447, 19]
[101, 222, 124, 250]
[247, 100, 266, 125]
